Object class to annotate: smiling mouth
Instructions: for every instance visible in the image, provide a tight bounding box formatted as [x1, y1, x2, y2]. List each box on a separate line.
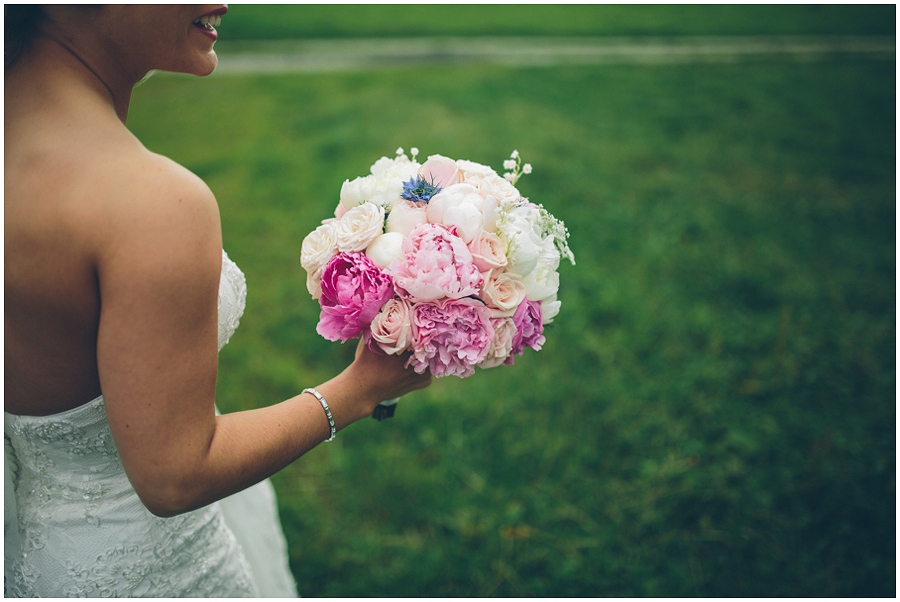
[192, 14, 222, 32]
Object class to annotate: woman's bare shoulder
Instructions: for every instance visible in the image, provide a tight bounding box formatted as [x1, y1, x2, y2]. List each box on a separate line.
[73, 135, 223, 262]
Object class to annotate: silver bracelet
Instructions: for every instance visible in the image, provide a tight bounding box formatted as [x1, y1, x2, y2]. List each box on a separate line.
[302, 388, 335, 442]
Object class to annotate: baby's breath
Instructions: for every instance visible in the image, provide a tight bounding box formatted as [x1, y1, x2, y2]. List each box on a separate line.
[536, 204, 576, 265]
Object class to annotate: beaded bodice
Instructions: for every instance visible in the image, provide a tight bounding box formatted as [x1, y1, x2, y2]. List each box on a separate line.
[4, 250, 258, 597]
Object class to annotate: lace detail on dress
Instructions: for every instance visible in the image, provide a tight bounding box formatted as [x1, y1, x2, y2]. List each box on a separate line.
[218, 250, 247, 352]
[3, 249, 263, 598]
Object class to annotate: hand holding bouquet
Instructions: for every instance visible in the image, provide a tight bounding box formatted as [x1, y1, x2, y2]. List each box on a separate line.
[301, 148, 574, 394]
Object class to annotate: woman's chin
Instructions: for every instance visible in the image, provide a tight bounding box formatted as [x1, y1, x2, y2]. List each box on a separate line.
[174, 51, 218, 77]
[195, 53, 218, 76]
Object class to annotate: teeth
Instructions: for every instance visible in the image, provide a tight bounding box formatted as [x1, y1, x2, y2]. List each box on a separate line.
[193, 15, 221, 29]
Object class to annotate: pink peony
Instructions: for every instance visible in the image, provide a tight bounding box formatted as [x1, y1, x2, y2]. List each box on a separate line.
[505, 299, 545, 365]
[317, 252, 395, 342]
[389, 223, 483, 302]
[408, 298, 495, 378]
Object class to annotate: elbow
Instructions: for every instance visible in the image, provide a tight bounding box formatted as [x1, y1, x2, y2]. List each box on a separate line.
[132, 476, 210, 518]
[138, 490, 197, 518]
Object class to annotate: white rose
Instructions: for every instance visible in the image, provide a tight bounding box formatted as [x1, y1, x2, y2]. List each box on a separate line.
[539, 294, 561, 324]
[306, 271, 324, 300]
[340, 175, 376, 211]
[386, 200, 428, 237]
[482, 271, 526, 317]
[479, 174, 520, 205]
[366, 232, 405, 269]
[300, 221, 338, 298]
[426, 183, 486, 244]
[522, 237, 561, 301]
[456, 159, 498, 186]
[479, 317, 516, 369]
[335, 203, 385, 252]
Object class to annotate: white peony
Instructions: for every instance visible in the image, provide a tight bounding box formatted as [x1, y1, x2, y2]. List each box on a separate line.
[539, 294, 561, 324]
[425, 183, 486, 244]
[334, 203, 385, 252]
[370, 155, 420, 181]
[385, 200, 428, 237]
[522, 236, 561, 301]
[366, 232, 405, 269]
[340, 175, 377, 211]
[368, 177, 405, 209]
[499, 204, 544, 278]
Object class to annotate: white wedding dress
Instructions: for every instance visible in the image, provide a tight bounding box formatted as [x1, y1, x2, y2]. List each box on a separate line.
[4, 250, 298, 597]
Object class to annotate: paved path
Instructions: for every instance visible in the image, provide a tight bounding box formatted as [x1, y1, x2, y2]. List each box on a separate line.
[213, 35, 895, 74]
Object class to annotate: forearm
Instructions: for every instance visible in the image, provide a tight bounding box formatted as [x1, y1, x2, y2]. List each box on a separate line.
[143, 370, 378, 517]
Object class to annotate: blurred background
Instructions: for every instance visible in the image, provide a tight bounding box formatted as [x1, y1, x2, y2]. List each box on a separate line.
[127, 5, 895, 596]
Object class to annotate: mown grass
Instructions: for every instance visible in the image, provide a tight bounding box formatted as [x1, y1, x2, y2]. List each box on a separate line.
[127, 8, 895, 597]
[220, 4, 895, 40]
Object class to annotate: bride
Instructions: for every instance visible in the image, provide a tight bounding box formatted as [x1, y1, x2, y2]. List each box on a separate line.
[4, 4, 431, 597]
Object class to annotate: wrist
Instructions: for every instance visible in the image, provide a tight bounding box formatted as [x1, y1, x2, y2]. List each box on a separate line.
[314, 373, 381, 427]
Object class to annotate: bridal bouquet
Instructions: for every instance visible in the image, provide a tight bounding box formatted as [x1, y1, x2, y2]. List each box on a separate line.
[301, 148, 575, 380]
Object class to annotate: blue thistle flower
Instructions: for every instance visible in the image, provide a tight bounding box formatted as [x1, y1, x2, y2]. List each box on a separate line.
[401, 175, 441, 203]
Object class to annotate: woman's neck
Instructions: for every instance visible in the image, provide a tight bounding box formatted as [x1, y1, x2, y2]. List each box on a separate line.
[12, 30, 139, 124]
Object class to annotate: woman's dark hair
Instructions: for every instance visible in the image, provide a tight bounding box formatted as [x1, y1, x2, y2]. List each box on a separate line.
[5, 5, 43, 69]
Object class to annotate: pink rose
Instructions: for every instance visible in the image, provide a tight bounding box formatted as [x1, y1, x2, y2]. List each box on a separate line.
[482, 271, 526, 317]
[479, 317, 517, 369]
[505, 299, 545, 364]
[418, 154, 460, 189]
[468, 231, 508, 272]
[366, 297, 413, 355]
[408, 298, 494, 378]
[389, 223, 483, 302]
[317, 252, 395, 342]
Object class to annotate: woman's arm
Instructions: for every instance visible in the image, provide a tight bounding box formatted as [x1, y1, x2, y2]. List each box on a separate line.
[95, 152, 429, 517]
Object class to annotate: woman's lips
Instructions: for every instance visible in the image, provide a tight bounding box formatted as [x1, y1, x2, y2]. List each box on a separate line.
[192, 10, 224, 41]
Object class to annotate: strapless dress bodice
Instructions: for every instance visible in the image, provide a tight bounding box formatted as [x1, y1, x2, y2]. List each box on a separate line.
[4, 250, 296, 597]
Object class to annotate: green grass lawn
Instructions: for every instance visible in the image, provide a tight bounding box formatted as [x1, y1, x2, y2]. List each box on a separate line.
[127, 7, 895, 596]
[220, 4, 895, 39]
